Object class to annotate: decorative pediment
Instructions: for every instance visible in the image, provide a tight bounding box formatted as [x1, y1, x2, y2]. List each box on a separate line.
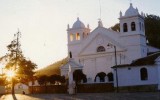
[78, 27, 126, 56]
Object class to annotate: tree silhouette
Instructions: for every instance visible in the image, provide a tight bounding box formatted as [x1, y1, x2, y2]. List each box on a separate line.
[145, 15, 160, 49]
[0, 31, 37, 94]
[37, 75, 48, 86]
[73, 70, 86, 84]
[48, 74, 66, 85]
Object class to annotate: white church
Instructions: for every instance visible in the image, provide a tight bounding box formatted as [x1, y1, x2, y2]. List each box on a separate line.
[60, 3, 160, 91]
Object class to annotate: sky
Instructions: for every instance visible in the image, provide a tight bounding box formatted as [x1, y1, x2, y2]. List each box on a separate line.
[0, 0, 160, 70]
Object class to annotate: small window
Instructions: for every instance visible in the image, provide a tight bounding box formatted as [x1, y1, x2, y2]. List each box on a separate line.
[123, 23, 128, 32]
[69, 51, 72, 58]
[76, 33, 80, 40]
[70, 34, 73, 41]
[139, 22, 141, 31]
[97, 46, 105, 52]
[131, 22, 136, 31]
[140, 68, 148, 80]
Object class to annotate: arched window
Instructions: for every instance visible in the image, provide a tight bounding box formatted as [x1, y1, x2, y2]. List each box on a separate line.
[97, 46, 105, 52]
[123, 23, 128, 32]
[76, 33, 80, 40]
[70, 34, 73, 41]
[140, 68, 148, 80]
[131, 22, 136, 31]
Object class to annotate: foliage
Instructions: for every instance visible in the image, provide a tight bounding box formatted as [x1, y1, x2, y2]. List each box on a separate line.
[35, 58, 68, 76]
[110, 14, 160, 49]
[38, 74, 66, 85]
[48, 74, 66, 84]
[111, 23, 120, 32]
[0, 31, 37, 94]
[0, 77, 6, 86]
[145, 15, 160, 48]
[73, 70, 87, 84]
[37, 75, 48, 86]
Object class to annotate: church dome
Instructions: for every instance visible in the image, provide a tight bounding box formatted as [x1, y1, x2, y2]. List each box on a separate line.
[72, 17, 85, 29]
[124, 3, 139, 17]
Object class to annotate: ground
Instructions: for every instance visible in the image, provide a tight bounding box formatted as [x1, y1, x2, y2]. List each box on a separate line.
[0, 92, 160, 100]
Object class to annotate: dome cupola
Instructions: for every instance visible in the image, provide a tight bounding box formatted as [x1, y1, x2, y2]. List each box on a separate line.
[124, 3, 139, 17]
[72, 17, 85, 29]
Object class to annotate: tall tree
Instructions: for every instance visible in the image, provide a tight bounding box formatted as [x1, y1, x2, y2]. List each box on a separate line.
[0, 31, 37, 94]
[145, 15, 160, 48]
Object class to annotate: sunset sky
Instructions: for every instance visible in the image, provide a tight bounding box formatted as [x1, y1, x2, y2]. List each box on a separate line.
[0, 0, 160, 70]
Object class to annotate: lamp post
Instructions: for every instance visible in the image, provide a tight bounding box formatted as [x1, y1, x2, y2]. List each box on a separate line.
[107, 43, 119, 92]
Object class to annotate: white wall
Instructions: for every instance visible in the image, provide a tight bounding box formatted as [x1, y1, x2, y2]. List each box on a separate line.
[114, 65, 158, 87]
[14, 83, 29, 94]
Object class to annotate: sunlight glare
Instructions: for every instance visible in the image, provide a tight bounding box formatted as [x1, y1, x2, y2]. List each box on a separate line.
[6, 70, 15, 78]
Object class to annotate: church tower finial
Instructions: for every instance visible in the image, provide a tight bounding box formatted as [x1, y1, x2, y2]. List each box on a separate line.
[98, 19, 103, 27]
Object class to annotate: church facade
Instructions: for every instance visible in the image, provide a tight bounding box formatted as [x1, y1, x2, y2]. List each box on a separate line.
[61, 3, 160, 90]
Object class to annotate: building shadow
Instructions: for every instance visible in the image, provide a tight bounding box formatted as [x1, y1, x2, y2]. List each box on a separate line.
[12, 94, 17, 100]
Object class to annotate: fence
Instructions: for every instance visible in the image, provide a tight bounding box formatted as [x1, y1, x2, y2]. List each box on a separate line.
[29, 83, 114, 93]
[29, 85, 67, 94]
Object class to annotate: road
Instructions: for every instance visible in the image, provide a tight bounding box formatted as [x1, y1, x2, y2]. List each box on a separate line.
[0, 92, 160, 100]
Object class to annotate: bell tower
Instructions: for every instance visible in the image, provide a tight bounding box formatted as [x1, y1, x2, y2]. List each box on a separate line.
[119, 3, 147, 63]
[67, 17, 90, 61]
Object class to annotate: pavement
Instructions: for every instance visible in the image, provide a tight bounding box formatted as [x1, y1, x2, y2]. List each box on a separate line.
[0, 92, 160, 100]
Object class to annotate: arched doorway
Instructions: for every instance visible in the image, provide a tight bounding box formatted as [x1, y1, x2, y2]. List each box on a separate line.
[107, 72, 114, 82]
[95, 72, 107, 82]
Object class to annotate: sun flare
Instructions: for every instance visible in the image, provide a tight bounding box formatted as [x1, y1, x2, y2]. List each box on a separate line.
[6, 70, 15, 78]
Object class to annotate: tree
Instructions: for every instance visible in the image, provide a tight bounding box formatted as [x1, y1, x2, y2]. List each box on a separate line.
[111, 14, 160, 49]
[73, 70, 86, 84]
[37, 75, 48, 86]
[59, 76, 66, 84]
[0, 31, 37, 94]
[111, 23, 120, 32]
[48, 74, 58, 84]
[37, 75, 48, 93]
[48, 74, 66, 85]
[145, 15, 160, 49]
[0, 77, 6, 86]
